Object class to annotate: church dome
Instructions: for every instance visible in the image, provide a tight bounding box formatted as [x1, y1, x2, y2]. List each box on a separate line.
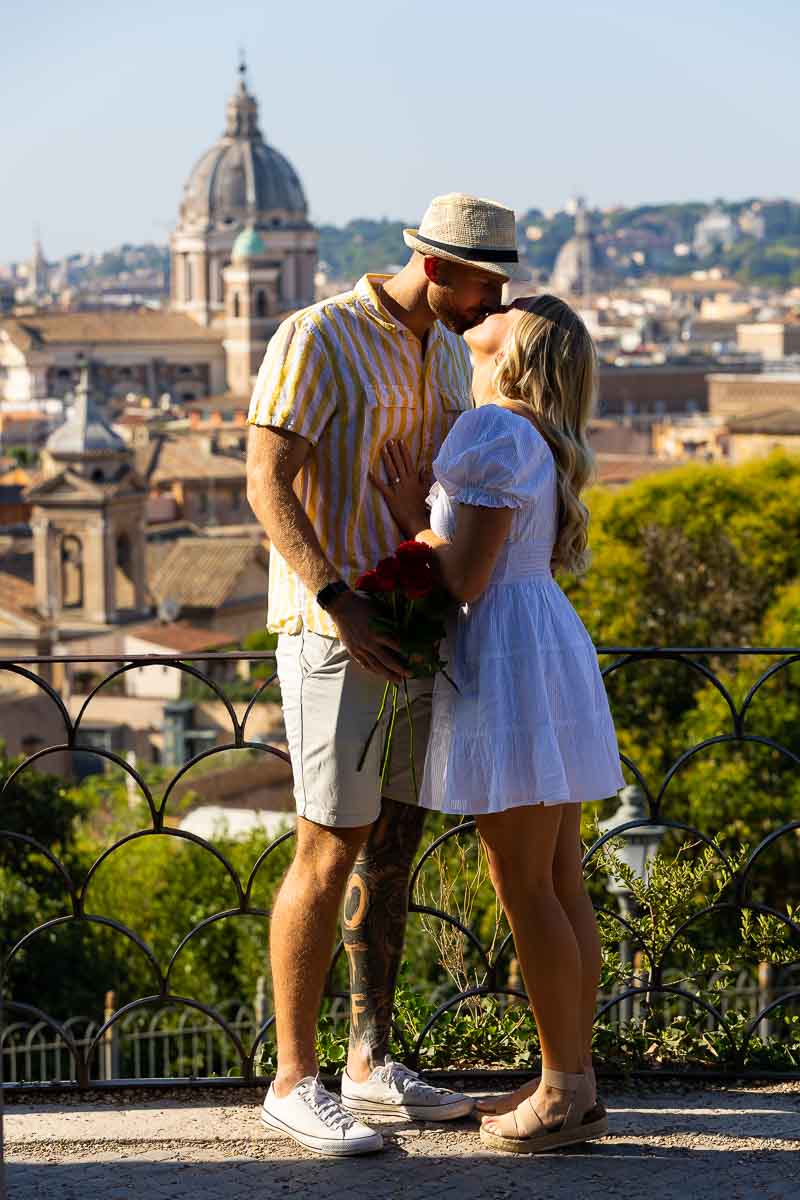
[550, 198, 608, 296]
[47, 367, 128, 460]
[179, 65, 308, 229]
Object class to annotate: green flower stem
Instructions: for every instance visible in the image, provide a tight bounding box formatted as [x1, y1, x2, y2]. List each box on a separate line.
[356, 681, 391, 773]
[379, 683, 399, 790]
[403, 678, 419, 803]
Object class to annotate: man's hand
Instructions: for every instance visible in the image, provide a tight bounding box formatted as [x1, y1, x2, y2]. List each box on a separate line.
[328, 591, 409, 683]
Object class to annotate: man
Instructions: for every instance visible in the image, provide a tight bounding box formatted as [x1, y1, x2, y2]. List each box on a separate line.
[247, 193, 518, 1155]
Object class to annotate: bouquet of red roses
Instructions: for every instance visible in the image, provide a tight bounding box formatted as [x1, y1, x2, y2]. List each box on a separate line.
[354, 539, 456, 800]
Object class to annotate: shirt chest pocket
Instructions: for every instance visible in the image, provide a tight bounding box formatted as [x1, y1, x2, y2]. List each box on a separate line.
[365, 385, 417, 410]
[364, 386, 419, 455]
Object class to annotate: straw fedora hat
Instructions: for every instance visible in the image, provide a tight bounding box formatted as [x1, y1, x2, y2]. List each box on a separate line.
[404, 193, 518, 280]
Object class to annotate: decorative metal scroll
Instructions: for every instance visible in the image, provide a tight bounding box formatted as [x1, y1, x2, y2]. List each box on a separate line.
[1, 647, 799, 1088]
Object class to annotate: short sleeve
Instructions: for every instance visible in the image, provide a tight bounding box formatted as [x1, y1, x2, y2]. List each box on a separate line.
[432, 406, 550, 509]
[248, 315, 337, 444]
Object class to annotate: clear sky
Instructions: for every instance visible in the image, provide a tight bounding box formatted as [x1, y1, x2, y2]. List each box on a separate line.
[4, 0, 799, 263]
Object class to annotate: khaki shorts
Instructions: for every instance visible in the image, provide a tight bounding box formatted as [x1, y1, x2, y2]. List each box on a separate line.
[276, 629, 433, 828]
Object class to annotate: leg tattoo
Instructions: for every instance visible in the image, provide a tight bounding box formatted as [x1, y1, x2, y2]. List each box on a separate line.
[343, 797, 426, 1070]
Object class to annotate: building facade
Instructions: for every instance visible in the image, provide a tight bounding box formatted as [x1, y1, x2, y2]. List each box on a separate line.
[26, 366, 149, 627]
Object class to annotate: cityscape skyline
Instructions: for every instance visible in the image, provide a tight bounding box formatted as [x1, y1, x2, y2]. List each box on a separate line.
[5, 0, 800, 263]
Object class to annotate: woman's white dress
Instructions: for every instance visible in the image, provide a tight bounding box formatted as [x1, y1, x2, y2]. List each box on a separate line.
[420, 403, 625, 815]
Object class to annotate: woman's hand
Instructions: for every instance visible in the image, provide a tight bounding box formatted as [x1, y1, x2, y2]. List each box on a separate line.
[369, 438, 432, 539]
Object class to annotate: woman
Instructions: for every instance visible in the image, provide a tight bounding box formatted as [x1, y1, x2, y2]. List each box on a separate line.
[371, 294, 624, 1155]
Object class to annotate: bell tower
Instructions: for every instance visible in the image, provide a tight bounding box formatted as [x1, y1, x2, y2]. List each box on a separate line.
[222, 227, 282, 395]
[27, 365, 149, 627]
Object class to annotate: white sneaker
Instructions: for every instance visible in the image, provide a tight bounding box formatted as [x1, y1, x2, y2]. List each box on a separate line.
[341, 1056, 475, 1121]
[260, 1076, 383, 1156]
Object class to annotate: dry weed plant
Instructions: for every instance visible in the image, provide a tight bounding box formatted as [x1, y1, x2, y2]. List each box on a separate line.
[413, 831, 510, 1019]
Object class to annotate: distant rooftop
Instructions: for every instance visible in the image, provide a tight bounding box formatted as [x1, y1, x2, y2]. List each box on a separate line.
[726, 408, 800, 435]
[0, 311, 222, 350]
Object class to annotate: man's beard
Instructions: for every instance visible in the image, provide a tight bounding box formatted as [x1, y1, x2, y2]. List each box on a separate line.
[429, 289, 482, 335]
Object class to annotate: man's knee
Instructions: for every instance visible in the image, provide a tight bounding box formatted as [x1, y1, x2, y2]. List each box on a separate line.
[293, 818, 371, 893]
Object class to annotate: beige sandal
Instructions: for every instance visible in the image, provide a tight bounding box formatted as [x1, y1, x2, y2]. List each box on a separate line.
[476, 1064, 599, 1116]
[479, 1068, 608, 1155]
[474, 1065, 606, 1128]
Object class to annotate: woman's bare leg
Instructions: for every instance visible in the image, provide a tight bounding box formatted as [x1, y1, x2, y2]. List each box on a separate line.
[553, 804, 601, 1067]
[476, 803, 585, 1130]
[476, 803, 600, 1115]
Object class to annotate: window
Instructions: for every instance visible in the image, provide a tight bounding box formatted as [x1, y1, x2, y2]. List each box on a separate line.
[61, 535, 84, 608]
[184, 257, 193, 302]
[256, 290, 267, 318]
[116, 532, 132, 572]
[233, 292, 240, 318]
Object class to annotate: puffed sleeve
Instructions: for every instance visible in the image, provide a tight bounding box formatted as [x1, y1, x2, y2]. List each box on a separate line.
[432, 406, 551, 509]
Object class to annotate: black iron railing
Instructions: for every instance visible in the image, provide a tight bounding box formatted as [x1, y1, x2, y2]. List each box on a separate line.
[2, 647, 799, 1088]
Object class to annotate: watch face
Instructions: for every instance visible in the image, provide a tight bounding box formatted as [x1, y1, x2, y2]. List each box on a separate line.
[318, 581, 347, 610]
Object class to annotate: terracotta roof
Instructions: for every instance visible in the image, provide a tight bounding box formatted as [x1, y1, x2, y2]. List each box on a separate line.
[125, 620, 234, 653]
[0, 311, 223, 350]
[0, 569, 37, 618]
[656, 276, 741, 294]
[595, 454, 683, 486]
[171, 756, 293, 811]
[148, 537, 267, 609]
[186, 392, 250, 412]
[140, 436, 246, 483]
[0, 320, 40, 353]
[726, 409, 800, 436]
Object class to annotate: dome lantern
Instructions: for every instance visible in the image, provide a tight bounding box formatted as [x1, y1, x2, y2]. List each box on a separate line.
[225, 55, 261, 140]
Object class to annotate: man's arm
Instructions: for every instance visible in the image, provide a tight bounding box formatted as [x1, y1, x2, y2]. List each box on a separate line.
[246, 425, 407, 682]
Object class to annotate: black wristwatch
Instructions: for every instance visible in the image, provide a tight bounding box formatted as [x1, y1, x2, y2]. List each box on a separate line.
[316, 580, 350, 612]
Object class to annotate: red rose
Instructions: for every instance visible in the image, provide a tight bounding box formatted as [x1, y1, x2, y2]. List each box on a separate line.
[374, 556, 401, 590]
[354, 569, 384, 594]
[394, 540, 435, 599]
[396, 540, 435, 565]
[355, 557, 399, 594]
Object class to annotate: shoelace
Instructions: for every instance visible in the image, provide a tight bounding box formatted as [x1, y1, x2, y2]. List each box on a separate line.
[378, 1059, 448, 1098]
[298, 1082, 357, 1130]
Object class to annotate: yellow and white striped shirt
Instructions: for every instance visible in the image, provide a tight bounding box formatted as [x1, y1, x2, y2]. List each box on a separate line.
[248, 274, 473, 636]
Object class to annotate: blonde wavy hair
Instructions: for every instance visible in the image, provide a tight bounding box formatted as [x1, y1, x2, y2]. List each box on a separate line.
[493, 294, 596, 574]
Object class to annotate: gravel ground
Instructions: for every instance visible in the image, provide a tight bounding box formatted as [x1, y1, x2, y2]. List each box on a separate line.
[3, 1082, 800, 1199]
